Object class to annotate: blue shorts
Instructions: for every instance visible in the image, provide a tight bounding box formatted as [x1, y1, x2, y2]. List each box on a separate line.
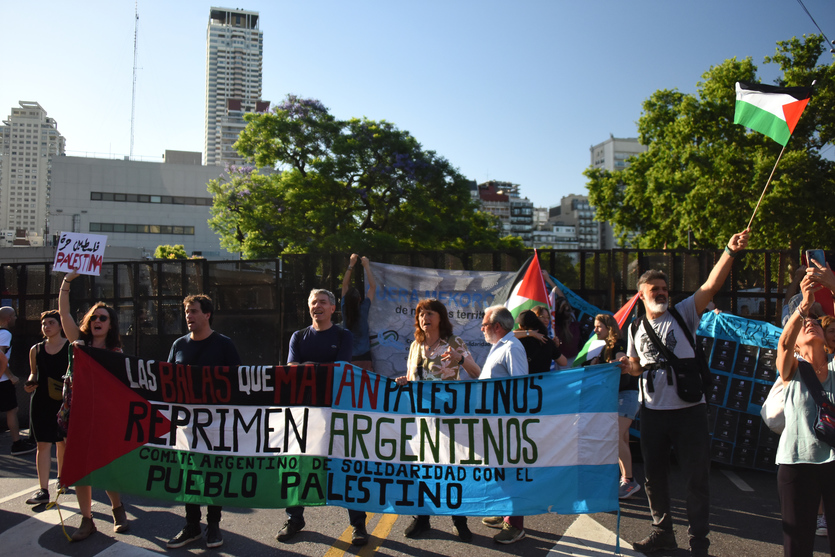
[618, 389, 639, 420]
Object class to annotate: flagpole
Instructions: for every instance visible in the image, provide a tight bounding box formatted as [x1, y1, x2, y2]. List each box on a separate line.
[746, 142, 788, 230]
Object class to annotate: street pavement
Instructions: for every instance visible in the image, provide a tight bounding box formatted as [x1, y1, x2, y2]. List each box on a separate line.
[0, 431, 831, 557]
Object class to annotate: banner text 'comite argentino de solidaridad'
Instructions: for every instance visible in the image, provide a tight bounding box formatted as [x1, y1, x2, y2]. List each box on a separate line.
[62, 347, 619, 516]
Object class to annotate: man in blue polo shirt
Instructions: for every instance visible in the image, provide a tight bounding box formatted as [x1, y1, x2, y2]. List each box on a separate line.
[278, 289, 368, 546]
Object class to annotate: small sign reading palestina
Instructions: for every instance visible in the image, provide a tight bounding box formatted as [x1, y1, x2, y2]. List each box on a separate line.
[53, 232, 107, 276]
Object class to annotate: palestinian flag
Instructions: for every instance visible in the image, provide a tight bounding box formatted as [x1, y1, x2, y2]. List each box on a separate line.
[734, 81, 811, 146]
[503, 250, 550, 323]
[572, 292, 640, 367]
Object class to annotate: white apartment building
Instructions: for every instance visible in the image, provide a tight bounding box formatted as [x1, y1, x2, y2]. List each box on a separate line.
[589, 135, 646, 247]
[590, 135, 646, 172]
[204, 7, 269, 166]
[548, 195, 602, 250]
[0, 102, 66, 246]
[48, 151, 236, 259]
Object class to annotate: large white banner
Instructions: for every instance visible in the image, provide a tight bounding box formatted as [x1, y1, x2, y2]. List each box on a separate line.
[368, 262, 516, 378]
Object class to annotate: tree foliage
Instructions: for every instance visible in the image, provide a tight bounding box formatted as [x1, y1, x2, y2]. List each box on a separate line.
[154, 244, 188, 259]
[208, 95, 523, 258]
[585, 35, 835, 252]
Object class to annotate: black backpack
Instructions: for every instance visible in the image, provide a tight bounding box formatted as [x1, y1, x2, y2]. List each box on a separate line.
[632, 306, 711, 403]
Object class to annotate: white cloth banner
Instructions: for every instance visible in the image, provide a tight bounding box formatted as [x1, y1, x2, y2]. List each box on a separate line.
[368, 262, 516, 378]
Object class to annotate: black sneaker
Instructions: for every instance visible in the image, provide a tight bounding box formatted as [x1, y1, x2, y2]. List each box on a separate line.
[351, 523, 368, 546]
[167, 524, 203, 549]
[632, 529, 677, 553]
[404, 516, 431, 538]
[452, 520, 472, 542]
[11, 439, 36, 456]
[276, 519, 305, 542]
[206, 523, 223, 548]
[25, 489, 49, 505]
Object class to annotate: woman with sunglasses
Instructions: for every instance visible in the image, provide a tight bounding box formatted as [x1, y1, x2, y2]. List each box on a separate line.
[59, 270, 128, 541]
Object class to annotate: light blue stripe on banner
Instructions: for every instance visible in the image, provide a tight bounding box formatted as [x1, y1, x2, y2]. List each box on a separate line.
[326, 460, 619, 516]
[331, 362, 620, 417]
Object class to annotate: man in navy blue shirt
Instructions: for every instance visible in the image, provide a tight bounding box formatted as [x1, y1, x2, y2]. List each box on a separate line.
[166, 295, 241, 550]
[279, 289, 368, 545]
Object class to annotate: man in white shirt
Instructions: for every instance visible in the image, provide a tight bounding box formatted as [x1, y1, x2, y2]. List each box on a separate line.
[619, 229, 749, 557]
[478, 305, 528, 544]
[480, 306, 528, 379]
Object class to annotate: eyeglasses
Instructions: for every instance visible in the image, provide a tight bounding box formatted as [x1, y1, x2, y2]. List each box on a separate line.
[480, 321, 494, 330]
[807, 317, 822, 327]
[89, 314, 109, 323]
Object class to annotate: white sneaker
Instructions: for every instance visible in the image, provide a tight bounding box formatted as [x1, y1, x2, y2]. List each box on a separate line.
[817, 514, 828, 537]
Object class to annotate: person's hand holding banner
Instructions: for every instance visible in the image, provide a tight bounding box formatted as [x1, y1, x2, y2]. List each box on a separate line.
[53, 232, 107, 276]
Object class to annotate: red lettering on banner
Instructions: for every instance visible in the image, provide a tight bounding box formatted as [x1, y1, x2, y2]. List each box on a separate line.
[175, 364, 190, 403]
[274, 365, 297, 405]
[334, 367, 357, 407]
[213, 367, 231, 403]
[158, 362, 176, 401]
[296, 365, 317, 405]
[358, 370, 380, 410]
[199, 366, 215, 403]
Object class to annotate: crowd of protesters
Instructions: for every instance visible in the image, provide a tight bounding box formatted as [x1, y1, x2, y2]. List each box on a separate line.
[8, 238, 835, 556]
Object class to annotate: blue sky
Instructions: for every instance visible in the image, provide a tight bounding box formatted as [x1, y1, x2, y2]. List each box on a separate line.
[2, 0, 832, 208]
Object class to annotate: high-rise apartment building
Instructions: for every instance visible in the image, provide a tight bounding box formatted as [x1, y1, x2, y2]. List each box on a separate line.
[590, 135, 646, 172]
[204, 7, 269, 166]
[589, 135, 646, 247]
[0, 101, 65, 246]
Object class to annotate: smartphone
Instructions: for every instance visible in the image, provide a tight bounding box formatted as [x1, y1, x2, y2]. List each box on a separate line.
[24, 380, 37, 387]
[806, 249, 826, 268]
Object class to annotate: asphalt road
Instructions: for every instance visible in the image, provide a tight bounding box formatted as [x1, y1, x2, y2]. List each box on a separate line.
[1, 432, 831, 557]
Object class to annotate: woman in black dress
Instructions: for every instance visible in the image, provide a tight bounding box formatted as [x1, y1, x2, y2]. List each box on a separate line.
[23, 310, 69, 505]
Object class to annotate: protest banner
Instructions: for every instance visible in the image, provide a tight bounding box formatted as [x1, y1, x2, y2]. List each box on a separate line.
[52, 232, 107, 275]
[697, 311, 783, 471]
[367, 262, 517, 379]
[61, 346, 620, 515]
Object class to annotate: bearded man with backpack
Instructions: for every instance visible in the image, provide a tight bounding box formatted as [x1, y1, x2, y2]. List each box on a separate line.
[619, 229, 750, 557]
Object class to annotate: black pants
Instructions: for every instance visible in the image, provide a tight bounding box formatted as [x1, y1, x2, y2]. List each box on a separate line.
[777, 461, 835, 556]
[640, 404, 711, 547]
[186, 503, 221, 525]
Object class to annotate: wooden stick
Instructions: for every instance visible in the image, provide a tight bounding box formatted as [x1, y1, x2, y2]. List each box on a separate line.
[746, 142, 788, 230]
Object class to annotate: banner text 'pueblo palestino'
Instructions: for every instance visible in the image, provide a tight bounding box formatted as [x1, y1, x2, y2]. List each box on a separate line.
[62, 346, 619, 516]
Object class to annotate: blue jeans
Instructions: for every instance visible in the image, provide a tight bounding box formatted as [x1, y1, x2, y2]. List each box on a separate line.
[639, 404, 710, 546]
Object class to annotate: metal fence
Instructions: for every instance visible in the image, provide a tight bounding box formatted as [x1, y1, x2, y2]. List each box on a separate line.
[1, 248, 799, 380]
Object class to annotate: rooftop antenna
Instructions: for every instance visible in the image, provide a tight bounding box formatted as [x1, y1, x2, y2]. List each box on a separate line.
[130, 1, 139, 160]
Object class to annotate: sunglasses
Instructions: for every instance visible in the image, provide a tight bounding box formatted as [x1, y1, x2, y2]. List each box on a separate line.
[89, 314, 109, 323]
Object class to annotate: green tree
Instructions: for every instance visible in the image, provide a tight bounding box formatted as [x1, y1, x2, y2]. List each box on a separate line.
[154, 244, 188, 259]
[208, 95, 523, 258]
[585, 35, 835, 252]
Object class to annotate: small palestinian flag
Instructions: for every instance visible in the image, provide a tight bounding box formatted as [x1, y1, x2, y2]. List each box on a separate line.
[503, 250, 550, 323]
[572, 292, 640, 367]
[734, 81, 811, 146]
